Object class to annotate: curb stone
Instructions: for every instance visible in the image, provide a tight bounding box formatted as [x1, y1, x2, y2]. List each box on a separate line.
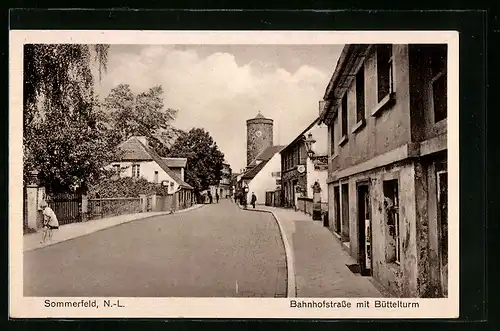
[237, 204, 297, 298]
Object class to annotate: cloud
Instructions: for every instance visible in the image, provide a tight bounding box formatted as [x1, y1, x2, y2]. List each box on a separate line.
[96, 45, 335, 172]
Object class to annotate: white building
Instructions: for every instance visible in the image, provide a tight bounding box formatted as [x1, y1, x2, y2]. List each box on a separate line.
[240, 145, 285, 204]
[106, 136, 193, 195]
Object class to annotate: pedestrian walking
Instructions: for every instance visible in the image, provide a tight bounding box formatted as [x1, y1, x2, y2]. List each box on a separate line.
[216, 192, 219, 203]
[208, 192, 213, 204]
[40, 201, 59, 243]
[251, 192, 257, 209]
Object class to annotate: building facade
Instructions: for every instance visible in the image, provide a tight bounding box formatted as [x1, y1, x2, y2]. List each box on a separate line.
[107, 136, 194, 206]
[320, 44, 448, 298]
[240, 145, 284, 204]
[246, 112, 273, 166]
[280, 118, 329, 208]
[209, 163, 233, 199]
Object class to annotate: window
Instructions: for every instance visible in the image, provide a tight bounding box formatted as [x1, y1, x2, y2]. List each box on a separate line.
[330, 125, 335, 156]
[113, 164, 120, 175]
[341, 93, 348, 137]
[356, 65, 365, 123]
[154, 171, 159, 184]
[377, 44, 394, 102]
[132, 164, 140, 178]
[430, 45, 447, 123]
[383, 179, 400, 263]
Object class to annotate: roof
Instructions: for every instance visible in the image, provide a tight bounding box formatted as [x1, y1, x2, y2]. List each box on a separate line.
[117, 137, 193, 190]
[248, 145, 286, 167]
[241, 160, 268, 180]
[242, 145, 284, 180]
[116, 137, 153, 161]
[280, 117, 320, 154]
[162, 157, 187, 168]
[255, 112, 266, 119]
[319, 44, 371, 124]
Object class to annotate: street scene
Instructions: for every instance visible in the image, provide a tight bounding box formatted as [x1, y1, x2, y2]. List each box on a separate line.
[25, 200, 287, 297]
[22, 42, 448, 299]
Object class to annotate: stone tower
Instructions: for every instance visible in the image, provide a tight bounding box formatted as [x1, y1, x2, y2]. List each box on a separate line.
[246, 112, 273, 166]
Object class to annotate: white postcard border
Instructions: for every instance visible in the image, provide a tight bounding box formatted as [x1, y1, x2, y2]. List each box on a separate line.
[10, 30, 459, 319]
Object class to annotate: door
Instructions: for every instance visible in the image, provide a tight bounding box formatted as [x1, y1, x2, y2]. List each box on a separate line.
[292, 180, 298, 208]
[334, 186, 341, 234]
[357, 183, 372, 276]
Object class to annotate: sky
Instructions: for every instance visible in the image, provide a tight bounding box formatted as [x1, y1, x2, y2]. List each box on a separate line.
[95, 44, 344, 172]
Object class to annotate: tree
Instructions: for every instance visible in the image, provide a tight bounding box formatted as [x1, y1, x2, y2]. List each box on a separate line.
[168, 128, 225, 199]
[23, 44, 115, 193]
[26, 100, 118, 193]
[102, 84, 181, 156]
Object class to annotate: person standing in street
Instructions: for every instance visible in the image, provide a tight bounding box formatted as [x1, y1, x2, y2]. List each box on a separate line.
[40, 201, 59, 243]
[251, 192, 257, 209]
[208, 191, 213, 204]
[216, 192, 219, 203]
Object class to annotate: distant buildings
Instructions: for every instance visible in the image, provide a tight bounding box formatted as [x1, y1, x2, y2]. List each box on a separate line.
[209, 162, 233, 199]
[319, 44, 448, 298]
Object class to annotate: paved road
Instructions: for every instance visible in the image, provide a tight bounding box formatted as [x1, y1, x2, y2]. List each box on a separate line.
[24, 200, 287, 297]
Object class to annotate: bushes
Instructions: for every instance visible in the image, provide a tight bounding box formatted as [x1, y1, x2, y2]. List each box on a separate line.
[87, 177, 169, 198]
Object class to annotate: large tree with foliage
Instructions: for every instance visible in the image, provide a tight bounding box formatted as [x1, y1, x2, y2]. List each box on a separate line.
[168, 128, 225, 199]
[102, 84, 182, 156]
[23, 44, 116, 193]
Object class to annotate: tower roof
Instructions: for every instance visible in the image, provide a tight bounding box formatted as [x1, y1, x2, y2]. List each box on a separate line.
[255, 111, 266, 119]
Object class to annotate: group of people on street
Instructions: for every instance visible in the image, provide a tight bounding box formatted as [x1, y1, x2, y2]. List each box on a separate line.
[234, 191, 257, 209]
[201, 191, 220, 204]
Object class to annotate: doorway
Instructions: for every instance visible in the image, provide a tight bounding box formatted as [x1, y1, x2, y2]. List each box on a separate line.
[292, 180, 298, 208]
[334, 186, 341, 234]
[357, 182, 372, 276]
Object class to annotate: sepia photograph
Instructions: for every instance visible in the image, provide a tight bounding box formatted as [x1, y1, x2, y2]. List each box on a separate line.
[10, 30, 458, 318]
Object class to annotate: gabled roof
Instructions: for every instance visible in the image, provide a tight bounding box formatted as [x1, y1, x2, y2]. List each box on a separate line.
[162, 157, 187, 168]
[117, 137, 153, 161]
[117, 137, 193, 190]
[241, 160, 268, 180]
[248, 145, 286, 167]
[280, 117, 320, 154]
[242, 145, 284, 180]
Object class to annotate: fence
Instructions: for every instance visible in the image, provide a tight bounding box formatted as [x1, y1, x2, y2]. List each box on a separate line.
[265, 190, 282, 207]
[47, 192, 82, 225]
[296, 197, 328, 216]
[153, 190, 193, 212]
[88, 197, 142, 220]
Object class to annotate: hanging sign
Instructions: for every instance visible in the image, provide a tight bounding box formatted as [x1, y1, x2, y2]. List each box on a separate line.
[297, 165, 305, 173]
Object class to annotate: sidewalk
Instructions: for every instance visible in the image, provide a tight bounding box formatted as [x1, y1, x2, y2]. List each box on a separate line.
[24, 204, 204, 252]
[242, 204, 384, 298]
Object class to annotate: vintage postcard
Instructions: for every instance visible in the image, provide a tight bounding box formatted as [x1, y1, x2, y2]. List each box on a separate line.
[10, 30, 459, 318]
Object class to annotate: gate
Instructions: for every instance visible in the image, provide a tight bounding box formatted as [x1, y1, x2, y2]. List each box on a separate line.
[46, 192, 82, 225]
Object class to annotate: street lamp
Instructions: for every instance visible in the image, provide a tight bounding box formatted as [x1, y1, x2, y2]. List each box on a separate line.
[304, 132, 316, 158]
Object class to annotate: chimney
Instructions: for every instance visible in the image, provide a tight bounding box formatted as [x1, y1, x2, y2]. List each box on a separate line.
[136, 136, 148, 146]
